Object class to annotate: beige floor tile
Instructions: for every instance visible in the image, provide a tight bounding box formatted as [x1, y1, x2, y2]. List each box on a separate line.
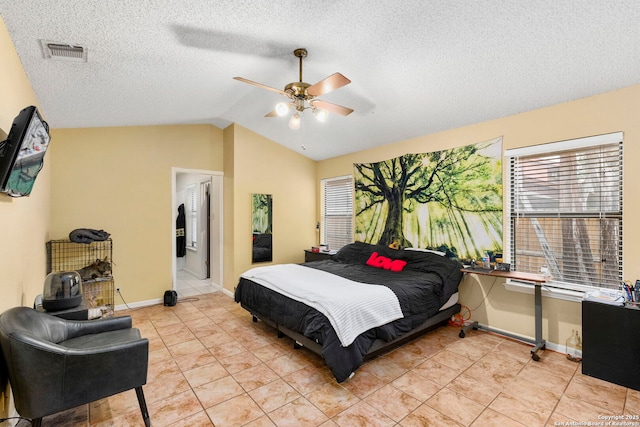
[446, 372, 502, 406]
[381, 341, 433, 370]
[565, 372, 627, 413]
[193, 375, 245, 409]
[341, 369, 388, 399]
[426, 387, 485, 426]
[268, 396, 329, 427]
[306, 381, 361, 418]
[552, 394, 611, 424]
[412, 358, 461, 386]
[206, 393, 266, 426]
[146, 389, 203, 426]
[445, 334, 499, 360]
[392, 370, 443, 402]
[360, 356, 408, 382]
[431, 349, 476, 371]
[167, 338, 207, 358]
[488, 392, 552, 425]
[167, 410, 214, 426]
[173, 348, 217, 371]
[364, 383, 422, 421]
[283, 365, 333, 395]
[471, 408, 528, 426]
[625, 388, 640, 414]
[182, 360, 229, 388]
[248, 378, 302, 412]
[332, 400, 395, 427]
[219, 349, 263, 374]
[233, 362, 281, 391]
[400, 403, 464, 426]
[265, 350, 312, 377]
[501, 374, 564, 411]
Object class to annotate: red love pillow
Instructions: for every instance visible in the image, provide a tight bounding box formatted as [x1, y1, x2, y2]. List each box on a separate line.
[366, 252, 407, 272]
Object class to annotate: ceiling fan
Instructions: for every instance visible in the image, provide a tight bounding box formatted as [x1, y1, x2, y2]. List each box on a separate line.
[234, 48, 354, 129]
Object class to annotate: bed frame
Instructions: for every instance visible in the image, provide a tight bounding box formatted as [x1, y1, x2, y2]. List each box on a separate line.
[247, 302, 461, 362]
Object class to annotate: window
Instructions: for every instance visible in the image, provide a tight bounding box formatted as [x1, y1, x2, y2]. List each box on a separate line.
[506, 132, 623, 291]
[321, 176, 354, 251]
[187, 183, 198, 248]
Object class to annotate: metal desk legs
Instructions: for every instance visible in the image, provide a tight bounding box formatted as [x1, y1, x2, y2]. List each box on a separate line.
[530, 283, 546, 361]
[460, 283, 545, 361]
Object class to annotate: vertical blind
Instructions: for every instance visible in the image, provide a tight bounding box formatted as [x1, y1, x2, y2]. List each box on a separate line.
[321, 176, 354, 251]
[507, 133, 623, 290]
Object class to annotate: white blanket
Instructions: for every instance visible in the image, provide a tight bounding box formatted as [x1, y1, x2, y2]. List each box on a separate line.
[241, 264, 404, 347]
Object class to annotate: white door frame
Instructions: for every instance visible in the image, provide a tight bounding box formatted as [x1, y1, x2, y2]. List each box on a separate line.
[171, 167, 224, 290]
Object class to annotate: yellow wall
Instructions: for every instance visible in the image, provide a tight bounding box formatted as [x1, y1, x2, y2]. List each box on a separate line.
[49, 125, 224, 303]
[318, 84, 640, 346]
[223, 124, 317, 290]
[0, 16, 51, 312]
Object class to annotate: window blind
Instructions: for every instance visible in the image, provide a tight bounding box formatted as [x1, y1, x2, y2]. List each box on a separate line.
[321, 176, 354, 251]
[506, 133, 623, 290]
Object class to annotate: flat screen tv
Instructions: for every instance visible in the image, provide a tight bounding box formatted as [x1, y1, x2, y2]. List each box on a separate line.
[0, 106, 51, 197]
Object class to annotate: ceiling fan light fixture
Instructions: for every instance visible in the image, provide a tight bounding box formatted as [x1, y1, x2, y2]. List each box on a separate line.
[314, 108, 328, 123]
[289, 112, 301, 130]
[275, 102, 290, 117]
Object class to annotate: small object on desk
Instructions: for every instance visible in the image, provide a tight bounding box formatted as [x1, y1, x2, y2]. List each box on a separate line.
[311, 246, 320, 253]
[583, 289, 624, 306]
[482, 253, 490, 269]
[622, 281, 634, 301]
[495, 262, 510, 272]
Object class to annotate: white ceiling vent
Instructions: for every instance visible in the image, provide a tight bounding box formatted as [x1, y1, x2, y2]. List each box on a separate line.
[40, 40, 88, 62]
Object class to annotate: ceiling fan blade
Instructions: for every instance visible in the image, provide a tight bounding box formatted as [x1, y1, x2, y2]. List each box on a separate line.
[233, 76, 289, 97]
[310, 99, 354, 116]
[265, 110, 279, 117]
[307, 73, 351, 97]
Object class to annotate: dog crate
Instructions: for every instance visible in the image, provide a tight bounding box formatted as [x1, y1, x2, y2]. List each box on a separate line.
[46, 239, 114, 312]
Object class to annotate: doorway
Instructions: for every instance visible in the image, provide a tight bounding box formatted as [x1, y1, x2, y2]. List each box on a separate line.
[172, 168, 223, 293]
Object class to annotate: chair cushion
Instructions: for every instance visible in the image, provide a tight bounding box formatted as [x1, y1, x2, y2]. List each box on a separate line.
[59, 328, 142, 349]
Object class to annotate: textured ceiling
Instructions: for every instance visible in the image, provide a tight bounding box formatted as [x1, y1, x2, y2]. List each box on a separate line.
[1, 1, 640, 160]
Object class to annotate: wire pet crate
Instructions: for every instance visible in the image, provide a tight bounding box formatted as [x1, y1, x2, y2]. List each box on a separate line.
[46, 239, 114, 311]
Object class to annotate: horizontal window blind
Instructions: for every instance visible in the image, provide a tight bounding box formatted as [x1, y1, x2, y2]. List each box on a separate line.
[507, 134, 623, 290]
[322, 176, 354, 251]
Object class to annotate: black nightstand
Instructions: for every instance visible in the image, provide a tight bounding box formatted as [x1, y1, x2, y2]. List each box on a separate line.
[582, 300, 640, 390]
[304, 250, 334, 262]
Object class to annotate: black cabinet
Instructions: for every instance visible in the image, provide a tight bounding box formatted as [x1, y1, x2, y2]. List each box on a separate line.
[304, 250, 334, 262]
[582, 300, 640, 390]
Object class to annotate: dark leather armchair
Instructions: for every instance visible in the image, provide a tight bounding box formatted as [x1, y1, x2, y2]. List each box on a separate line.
[0, 307, 150, 427]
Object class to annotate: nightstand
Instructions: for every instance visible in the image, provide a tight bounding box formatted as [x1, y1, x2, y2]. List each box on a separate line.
[304, 249, 334, 262]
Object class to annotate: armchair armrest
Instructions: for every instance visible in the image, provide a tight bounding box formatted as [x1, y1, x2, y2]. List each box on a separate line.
[64, 315, 132, 340]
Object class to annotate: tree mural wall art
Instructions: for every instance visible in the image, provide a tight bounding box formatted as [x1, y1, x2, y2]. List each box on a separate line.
[354, 137, 502, 261]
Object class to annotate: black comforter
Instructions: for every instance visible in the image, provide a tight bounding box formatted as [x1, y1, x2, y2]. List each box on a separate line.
[234, 241, 463, 382]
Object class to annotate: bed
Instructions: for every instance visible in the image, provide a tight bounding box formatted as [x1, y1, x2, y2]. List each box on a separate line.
[234, 241, 464, 382]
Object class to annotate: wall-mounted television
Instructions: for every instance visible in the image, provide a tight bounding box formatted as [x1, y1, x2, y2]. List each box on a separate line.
[0, 106, 51, 197]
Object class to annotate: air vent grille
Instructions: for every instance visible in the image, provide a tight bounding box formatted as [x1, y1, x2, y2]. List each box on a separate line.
[40, 40, 88, 62]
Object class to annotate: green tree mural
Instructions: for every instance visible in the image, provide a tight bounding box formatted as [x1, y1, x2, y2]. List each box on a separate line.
[354, 138, 502, 260]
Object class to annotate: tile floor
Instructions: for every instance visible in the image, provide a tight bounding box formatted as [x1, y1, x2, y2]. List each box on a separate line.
[33, 290, 640, 427]
[174, 270, 218, 297]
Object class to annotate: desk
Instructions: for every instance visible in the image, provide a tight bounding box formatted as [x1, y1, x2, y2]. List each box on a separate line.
[460, 268, 548, 361]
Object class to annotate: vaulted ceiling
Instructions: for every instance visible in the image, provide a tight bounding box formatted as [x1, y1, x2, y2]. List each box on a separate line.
[2, 1, 639, 160]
